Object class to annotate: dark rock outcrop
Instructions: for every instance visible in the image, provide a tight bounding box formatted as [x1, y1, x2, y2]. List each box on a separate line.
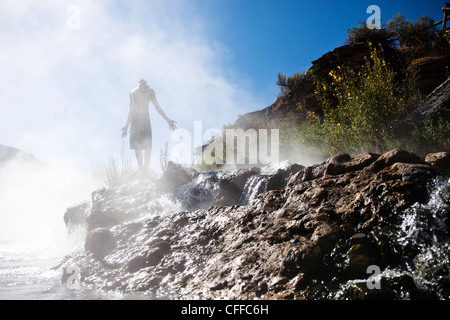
[425, 151, 450, 168]
[396, 79, 450, 134]
[156, 161, 192, 192]
[408, 56, 450, 96]
[64, 201, 90, 228]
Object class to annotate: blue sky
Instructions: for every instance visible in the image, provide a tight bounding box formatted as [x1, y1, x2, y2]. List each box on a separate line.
[194, 0, 443, 100]
[0, 0, 444, 173]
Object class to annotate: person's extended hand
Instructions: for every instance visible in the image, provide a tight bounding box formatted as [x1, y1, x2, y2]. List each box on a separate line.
[167, 119, 177, 131]
[121, 126, 128, 138]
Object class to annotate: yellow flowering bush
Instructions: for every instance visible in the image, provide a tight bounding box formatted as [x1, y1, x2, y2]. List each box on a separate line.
[308, 43, 417, 155]
[444, 29, 450, 45]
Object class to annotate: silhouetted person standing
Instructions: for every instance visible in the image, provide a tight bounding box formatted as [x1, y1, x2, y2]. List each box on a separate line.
[122, 79, 177, 173]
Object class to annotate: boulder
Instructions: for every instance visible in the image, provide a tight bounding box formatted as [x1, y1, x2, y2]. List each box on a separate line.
[86, 208, 122, 231]
[345, 233, 380, 279]
[425, 152, 450, 169]
[367, 149, 424, 173]
[323, 153, 351, 176]
[127, 241, 171, 273]
[63, 201, 90, 228]
[267, 164, 304, 191]
[214, 168, 261, 206]
[407, 56, 450, 96]
[85, 228, 116, 260]
[286, 162, 327, 187]
[157, 161, 191, 192]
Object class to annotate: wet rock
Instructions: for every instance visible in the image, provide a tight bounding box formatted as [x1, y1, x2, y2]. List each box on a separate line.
[215, 168, 261, 206]
[367, 149, 424, 173]
[378, 163, 436, 184]
[61, 148, 450, 300]
[146, 247, 165, 266]
[398, 164, 436, 183]
[127, 246, 168, 273]
[157, 161, 191, 191]
[233, 167, 260, 189]
[85, 228, 116, 260]
[64, 201, 90, 228]
[337, 281, 396, 300]
[329, 153, 352, 164]
[350, 233, 368, 245]
[286, 162, 327, 186]
[286, 163, 306, 177]
[153, 240, 171, 254]
[347, 153, 380, 170]
[127, 253, 149, 273]
[324, 153, 351, 176]
[346, 238, 375, 280]
[86, 209, 122, 231]
[267, 164, 305, 191]
[214, 179, 241, 206]
[425, 152, 450, 169]
[267, 169, 287, 191]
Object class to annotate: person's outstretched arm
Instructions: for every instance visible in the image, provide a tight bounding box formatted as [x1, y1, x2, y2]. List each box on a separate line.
[150, 91, 177, 131]
[121, 92, 132, 137]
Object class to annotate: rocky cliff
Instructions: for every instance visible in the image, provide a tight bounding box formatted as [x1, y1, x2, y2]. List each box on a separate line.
[60, 149, 450, 299]
[233, 43, 450, 133]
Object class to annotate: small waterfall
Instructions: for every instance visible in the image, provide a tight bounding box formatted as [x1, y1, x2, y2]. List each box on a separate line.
[392, 176, 450, 297]
[175, 171, 227, 210]
[331, 176, 450, 299]
[239, 174, 268, 205]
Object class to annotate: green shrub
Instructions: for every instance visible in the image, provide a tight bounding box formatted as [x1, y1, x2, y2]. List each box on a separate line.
[306, 43, 417, 155]
[345, 21, 396, 47]
[411, 109, 450, 154]
[387, 14, 437, 49]
[277, 71, 307, 96]
[159, 141, 169, 172]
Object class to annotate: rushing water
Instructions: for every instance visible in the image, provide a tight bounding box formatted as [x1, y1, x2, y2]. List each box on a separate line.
[392, 176, 450, 298]
[1, 165, 448, 299]
[330, 176, 450, 299]
[0, 245, 68, 300]
[0, 243, 171, 300]
[0, 157, 105, 300]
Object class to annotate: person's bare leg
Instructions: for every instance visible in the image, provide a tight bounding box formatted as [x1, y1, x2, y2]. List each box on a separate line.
[143, 147, 151, 172]
[135, 149, 144, 171]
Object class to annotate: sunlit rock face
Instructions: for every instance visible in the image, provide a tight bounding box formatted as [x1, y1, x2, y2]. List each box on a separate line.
[61, 150, 450, 299]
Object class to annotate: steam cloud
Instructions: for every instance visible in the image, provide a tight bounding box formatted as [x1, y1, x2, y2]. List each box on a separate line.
[0, 0, 262, 172]
[0, 155, 100, 248]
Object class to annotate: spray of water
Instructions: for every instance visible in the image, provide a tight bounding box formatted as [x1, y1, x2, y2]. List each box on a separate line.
[0, 154, 102, 256]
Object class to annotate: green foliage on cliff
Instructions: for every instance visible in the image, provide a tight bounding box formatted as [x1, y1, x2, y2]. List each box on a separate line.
[282, 44, 418, 156]
[345, 21, 396, 47]
[411, 107, 450, 154]
[277, 71, 308, 96]
[346, 13, 450, 65]
[387, 13, 438, 48]
[274, 12, 450, 160]
[346, 14, 440, 49]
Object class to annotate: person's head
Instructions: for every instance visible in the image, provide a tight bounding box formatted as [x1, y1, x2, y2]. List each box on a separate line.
[137, 79, 149, 88]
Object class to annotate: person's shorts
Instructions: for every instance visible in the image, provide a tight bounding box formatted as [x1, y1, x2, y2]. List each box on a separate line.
[130, 115, 152, 150]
